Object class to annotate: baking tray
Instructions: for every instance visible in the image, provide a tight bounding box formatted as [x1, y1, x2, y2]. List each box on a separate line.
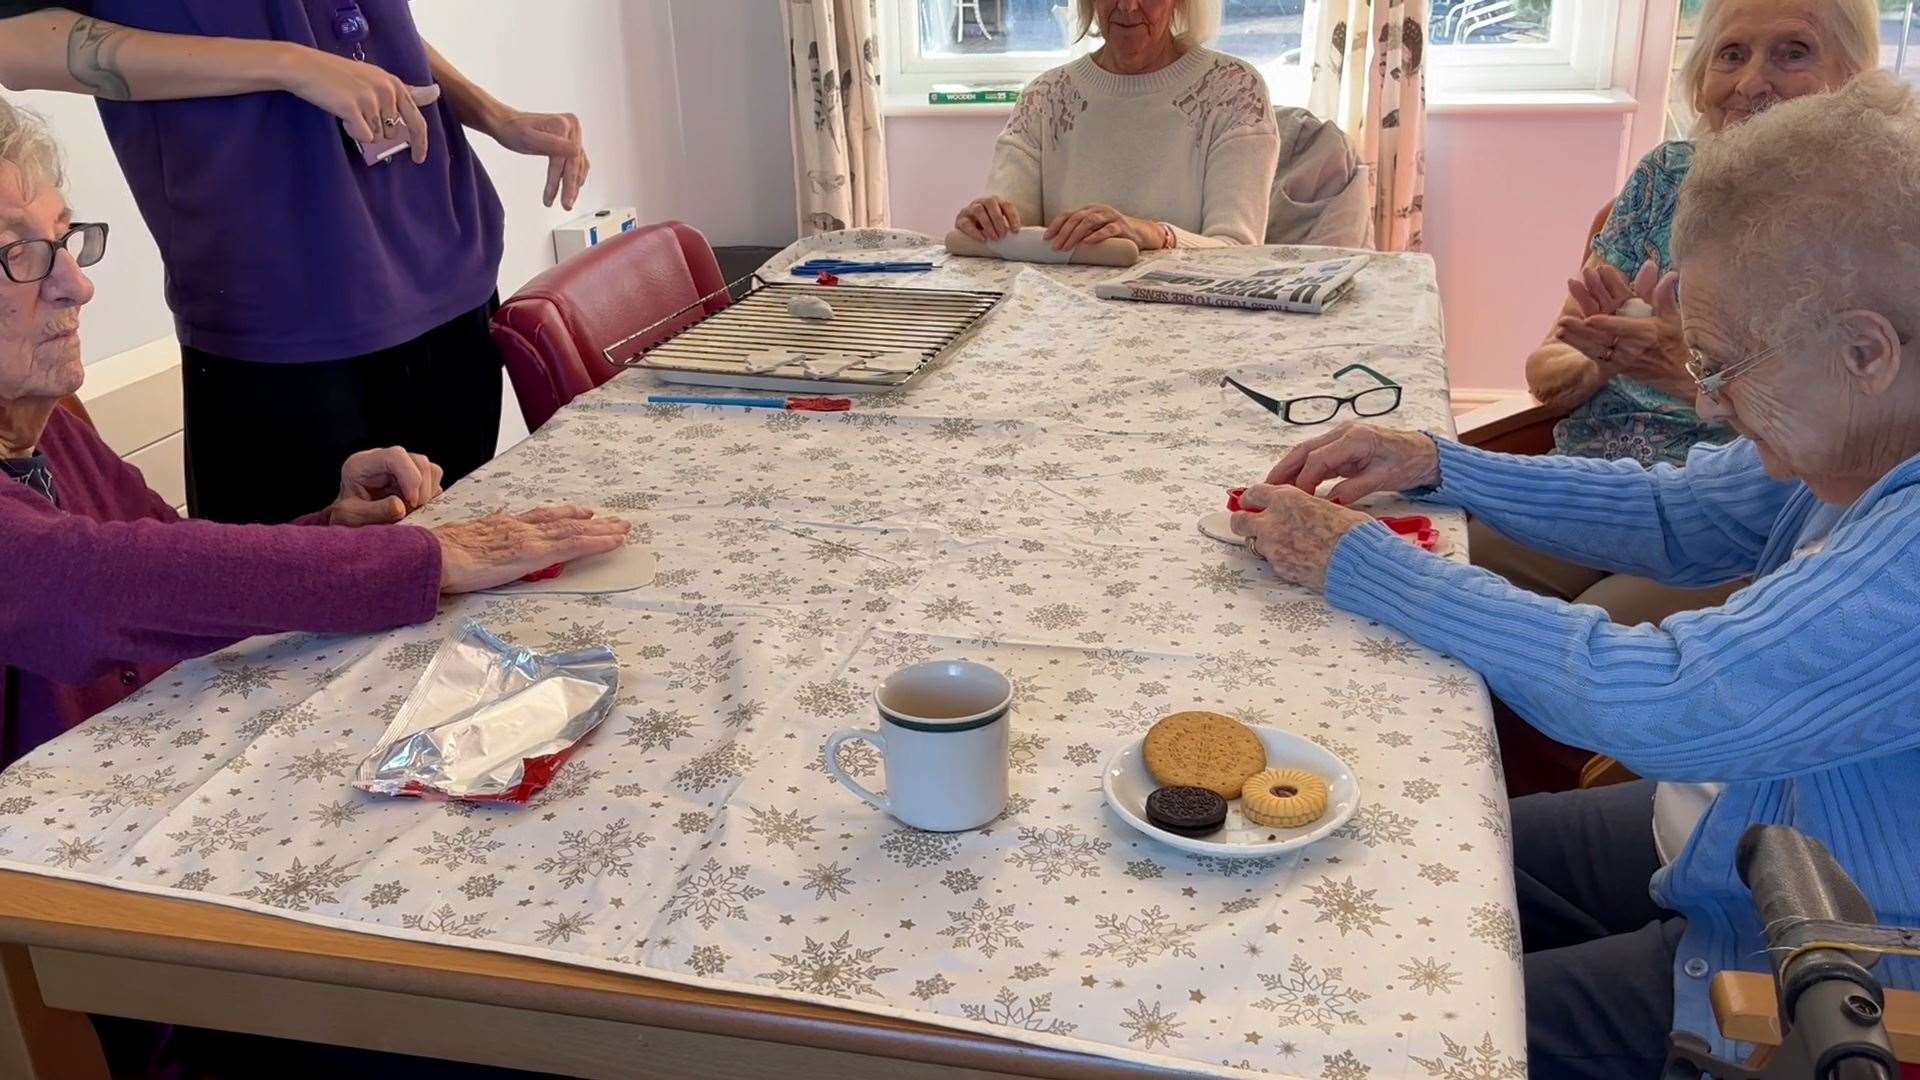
[605, 276, 1005, 394]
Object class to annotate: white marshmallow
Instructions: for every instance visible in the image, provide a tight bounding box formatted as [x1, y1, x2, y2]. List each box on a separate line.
[789, 296, 836, 322]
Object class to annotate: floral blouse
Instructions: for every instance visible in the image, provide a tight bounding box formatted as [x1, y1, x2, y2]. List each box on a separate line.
[1552, 141, 1735, 467]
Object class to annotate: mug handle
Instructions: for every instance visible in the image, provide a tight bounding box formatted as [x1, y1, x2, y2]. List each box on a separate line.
[824, 728, 889, 814]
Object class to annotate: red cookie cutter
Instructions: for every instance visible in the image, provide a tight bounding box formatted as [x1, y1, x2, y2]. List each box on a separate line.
[815, 271, 840, 286]
[1379, 515, 1440, 552]
[520, 563, 565, 583]
[1226, 487, 1260, 514]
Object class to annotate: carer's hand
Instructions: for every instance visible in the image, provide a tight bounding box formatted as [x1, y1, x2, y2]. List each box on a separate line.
[327, 446, 445, 526]
[488, 110, 590, 209]
[1228, 484, 1374, 590]
[1266, 423, 1441, 504]
[279, 46, 436, 164]
[433, 506, 630, 594]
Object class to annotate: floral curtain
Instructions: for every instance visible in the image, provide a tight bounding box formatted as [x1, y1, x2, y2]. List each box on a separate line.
[782, 0, 890, 235]
[1307, 0, 1429, 251]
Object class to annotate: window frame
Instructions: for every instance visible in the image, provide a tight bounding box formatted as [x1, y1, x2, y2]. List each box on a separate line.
[881, 0, 1626, 106]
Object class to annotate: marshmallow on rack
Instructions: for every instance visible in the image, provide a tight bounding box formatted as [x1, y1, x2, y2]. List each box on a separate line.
[788, 296, 836, 322]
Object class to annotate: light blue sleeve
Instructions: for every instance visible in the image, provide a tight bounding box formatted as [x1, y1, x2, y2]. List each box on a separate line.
[1323, 490, 1920, 782]
[1415, 437, 1789, 587]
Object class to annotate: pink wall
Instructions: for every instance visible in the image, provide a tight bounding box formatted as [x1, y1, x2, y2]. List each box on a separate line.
[885, 109, 1634, 395]
[1421, 110, 1632, 391]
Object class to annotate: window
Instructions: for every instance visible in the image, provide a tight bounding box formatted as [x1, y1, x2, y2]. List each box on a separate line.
[1664, 0, 1919, 139]
[883, 0, 1624, 106]
[1899, 0, 1920, 82]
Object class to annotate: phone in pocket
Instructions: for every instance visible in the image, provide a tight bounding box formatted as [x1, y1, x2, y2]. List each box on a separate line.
[346, 124, 411, 166]
[341, 83, 443, 166]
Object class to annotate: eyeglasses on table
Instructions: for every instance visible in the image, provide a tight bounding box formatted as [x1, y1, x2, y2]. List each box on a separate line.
[1221, 363, 1402, 425]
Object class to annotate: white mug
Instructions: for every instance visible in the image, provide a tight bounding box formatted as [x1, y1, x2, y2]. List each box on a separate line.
[825, 660, 1013, 832]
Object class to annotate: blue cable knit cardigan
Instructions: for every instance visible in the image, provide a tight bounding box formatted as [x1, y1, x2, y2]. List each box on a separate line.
[1324, 436, 1920, 1053]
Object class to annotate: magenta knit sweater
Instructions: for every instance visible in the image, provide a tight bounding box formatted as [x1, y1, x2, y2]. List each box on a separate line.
[0, 410, 442, 766]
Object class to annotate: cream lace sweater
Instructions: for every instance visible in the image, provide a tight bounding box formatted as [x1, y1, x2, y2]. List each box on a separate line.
[984, 48, 1280, 249]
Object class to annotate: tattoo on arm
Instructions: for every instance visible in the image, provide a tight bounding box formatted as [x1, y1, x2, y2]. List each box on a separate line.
[67, 17, 131, 100]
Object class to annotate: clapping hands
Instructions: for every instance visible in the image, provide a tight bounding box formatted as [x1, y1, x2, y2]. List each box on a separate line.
[1553, 259, 1693, 396]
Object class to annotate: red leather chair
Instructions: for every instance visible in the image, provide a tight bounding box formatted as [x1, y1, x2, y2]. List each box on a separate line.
[490, 220, 730, 431]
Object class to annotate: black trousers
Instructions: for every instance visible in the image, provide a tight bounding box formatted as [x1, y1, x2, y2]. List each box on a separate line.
[182, 298, 502, 524]
[1515, 780, 1688, 1079]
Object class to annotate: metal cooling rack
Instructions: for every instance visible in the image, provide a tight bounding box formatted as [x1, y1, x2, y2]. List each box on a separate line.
[604, 275, 1005, 394]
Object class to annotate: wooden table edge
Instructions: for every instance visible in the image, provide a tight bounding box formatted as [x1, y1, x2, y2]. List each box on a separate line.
[0, 870, 1181, 1079]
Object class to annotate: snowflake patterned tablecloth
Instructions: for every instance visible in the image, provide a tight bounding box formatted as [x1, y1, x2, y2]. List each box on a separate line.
[0, 231, 1526, 1079]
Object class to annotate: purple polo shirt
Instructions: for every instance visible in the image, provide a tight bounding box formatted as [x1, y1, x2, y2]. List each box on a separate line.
[91, 0, 506, 362]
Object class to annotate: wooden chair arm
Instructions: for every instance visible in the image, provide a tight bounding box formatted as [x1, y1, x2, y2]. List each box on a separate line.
[1713, 971, 1920, 1062]
[1455, 397, 1559, 455]
[1577, 755, 1638, 789]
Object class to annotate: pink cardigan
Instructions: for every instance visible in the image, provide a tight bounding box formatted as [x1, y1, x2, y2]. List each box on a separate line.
[0, 409, 442, 766]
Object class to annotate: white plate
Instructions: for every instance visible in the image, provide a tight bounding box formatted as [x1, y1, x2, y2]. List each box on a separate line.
[1197, 510, 1243, 545]
[1102, 726, 1359, 859]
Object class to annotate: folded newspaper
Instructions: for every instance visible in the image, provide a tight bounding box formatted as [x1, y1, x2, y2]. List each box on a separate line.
[1093, 252, 1369, 314]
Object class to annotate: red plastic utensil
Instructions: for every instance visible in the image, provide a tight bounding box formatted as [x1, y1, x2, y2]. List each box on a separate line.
[787, 397, 853, 412]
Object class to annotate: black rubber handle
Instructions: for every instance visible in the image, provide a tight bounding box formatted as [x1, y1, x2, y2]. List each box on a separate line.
[1738, 825, 1877, 939]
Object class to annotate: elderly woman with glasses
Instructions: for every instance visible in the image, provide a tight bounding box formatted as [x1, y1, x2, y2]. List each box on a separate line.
[0, 99, 627, 770]
[1225, 73, 1920, 1078]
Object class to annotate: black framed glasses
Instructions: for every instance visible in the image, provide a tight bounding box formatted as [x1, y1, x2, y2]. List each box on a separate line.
[0, 223, 108, 285]
[1221, 363, 1402, 425]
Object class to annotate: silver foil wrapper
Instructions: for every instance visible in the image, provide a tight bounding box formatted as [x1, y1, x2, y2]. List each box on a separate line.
[354, 622, 619, 802]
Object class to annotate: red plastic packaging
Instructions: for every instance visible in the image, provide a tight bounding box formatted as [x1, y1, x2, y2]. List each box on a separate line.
[1379, 515, 1441, 552]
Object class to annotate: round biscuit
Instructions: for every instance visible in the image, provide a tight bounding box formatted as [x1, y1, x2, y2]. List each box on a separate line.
[1141, 711, 1267, 800]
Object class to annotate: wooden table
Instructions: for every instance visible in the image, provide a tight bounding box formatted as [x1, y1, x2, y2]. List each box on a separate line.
[0, 871, 1171, 1079]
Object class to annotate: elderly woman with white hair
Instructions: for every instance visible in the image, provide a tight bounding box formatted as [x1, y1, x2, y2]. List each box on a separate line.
[0, 99, 627, 769]
[1471, 0, 1882, 636]
[1227, 72, 1920, 1076]
[953, 0, 1280, 253]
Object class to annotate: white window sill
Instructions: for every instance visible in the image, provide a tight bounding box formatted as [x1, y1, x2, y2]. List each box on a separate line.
[1427, 87, 1637, 114]
[882, 87, 1638, 119]
[883, 96, 1017, 118]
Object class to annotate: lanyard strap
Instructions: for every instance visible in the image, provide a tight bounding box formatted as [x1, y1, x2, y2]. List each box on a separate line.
[331, 2, 372, 61]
